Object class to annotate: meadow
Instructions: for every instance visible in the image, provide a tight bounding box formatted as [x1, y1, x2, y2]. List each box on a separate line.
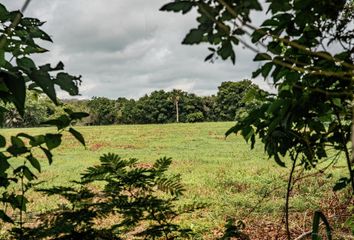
[1, 122, 350, 239]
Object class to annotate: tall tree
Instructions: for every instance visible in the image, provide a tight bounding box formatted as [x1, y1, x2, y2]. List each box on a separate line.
[216, 80, 259, 121]
[170, 89, 182, 123]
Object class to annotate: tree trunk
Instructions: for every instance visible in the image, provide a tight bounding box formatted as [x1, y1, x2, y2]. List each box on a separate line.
[175, 99, 179, 123]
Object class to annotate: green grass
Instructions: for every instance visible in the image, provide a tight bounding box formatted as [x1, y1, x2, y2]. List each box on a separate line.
[1, 122, 349, 239]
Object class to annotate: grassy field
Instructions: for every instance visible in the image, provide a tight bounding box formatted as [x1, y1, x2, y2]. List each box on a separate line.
[1, 122, 351, 239]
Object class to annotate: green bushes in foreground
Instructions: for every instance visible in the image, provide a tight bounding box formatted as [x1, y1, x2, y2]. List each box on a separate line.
[12, 154, 202, 239]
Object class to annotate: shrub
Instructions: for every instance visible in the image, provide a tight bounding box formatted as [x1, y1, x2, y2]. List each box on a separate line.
[186, 112, 204, 123]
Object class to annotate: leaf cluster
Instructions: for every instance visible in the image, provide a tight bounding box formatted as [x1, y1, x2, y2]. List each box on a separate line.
[0, 3, 88, 232]
[25, 154, 202, 239]
[161, 0, 354, 192]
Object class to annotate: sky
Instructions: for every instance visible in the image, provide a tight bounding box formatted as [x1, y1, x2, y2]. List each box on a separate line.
[2, 0, 273, 99]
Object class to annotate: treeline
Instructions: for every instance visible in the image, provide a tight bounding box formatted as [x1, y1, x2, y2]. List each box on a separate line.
[2, 80, 269, 127]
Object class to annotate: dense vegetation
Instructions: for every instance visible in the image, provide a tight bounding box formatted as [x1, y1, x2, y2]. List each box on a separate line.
[2, 80, 268, 127]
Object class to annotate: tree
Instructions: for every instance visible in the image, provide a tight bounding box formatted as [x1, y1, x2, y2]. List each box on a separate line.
[216, 80, 261, 121]
[170, 89, 182, 123]
[201, 95, 218, 121]
[161, 0, 354, 238]
[134, 90, 174, 124]
[1, 91, 53, 128]
[116, 97, 138, 124]
[87, 97, 117, 125]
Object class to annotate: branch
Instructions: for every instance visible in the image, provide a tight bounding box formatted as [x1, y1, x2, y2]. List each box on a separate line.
[215, 0, 354, 71]
[292, 84, 352, 97]
[199, 1, 354, 81]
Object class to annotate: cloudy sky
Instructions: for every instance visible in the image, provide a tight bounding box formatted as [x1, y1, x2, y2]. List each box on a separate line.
[3, 0, 272, 99]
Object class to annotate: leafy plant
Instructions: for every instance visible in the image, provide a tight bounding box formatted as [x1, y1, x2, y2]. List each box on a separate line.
[0, 2, 88, 237]
[24, 154, 201, 239]
[160, 0, 354, 238]
[218, 218, 250, 240]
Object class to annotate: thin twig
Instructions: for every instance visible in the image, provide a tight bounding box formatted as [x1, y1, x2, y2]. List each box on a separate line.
[21, 0, 32, 13]
[285, 152, 299, 240]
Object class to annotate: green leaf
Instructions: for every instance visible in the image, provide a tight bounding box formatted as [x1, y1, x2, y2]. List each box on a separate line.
[268, 1, 291, 13]
[69, 111, 90, 120]
[160, 1, 194, 14]
[7, 136, 28, 156]
[252, 68, 262, 78]
[69, 127, 85, 146]
[285, 71, 300, 82]
[17, 57, 36, 73]
[333, 177, 349, 191]
[45, 134, 62, 150]
[0, 135, 5, 148]
[0, 4, 9, 21]
[27, 135, 45, 147]
[0, 210, 13, 224]
[0, 153, 10, 174]
[40, 62, 64, 72]
[0, 49, 5, 68]
[17, 133, 34, 141]
[251, 28, 268, 43]
[241, 126, 254, 142]
[332, 98, 341, 107]
[14, 195, 28, 211]
[182, 29, 204, 44]
[261, 19, 279, 27]
[254, 53, 272, 61]
[42, 115, 71, 130]
[21, 17, 45, 27]
[28, 27, 52, 42]
[11, 136, 25, 147]
[225, 124, 243, 137]
[26, 155, 41, 172]
[1, 72, 26, 116]
[40, 147, 53, 165]
[31, 69, 57, 105]
[217, 41, 235, 63]
[274, 154, 286, 167]
[55, 73, 80, 96]
[204, 53, 214, 62]
[261, 62, 273, 78]
[23, 166, 36, 181]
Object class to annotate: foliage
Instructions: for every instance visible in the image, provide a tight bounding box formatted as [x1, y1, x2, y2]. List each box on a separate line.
[216, 80, 267, 121]
[1, 91, 56, 128]
[186, 111, 204, 123]
[6, 83, 268, 126]
[22, 154, 199, 239]
[218, 219, 249, 240]
[0, 2, 88, 237]
[160, 0, 354, 238]
[87, 97, 118, 125]
[135, 90, 175, 124]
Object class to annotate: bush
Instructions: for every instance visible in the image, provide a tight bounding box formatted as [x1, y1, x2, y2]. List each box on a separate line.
[186, 112, 204, 123]
[20, 154, 202, 239]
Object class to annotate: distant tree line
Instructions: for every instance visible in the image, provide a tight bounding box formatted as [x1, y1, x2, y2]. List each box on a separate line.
[1, 80, 269, 127]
